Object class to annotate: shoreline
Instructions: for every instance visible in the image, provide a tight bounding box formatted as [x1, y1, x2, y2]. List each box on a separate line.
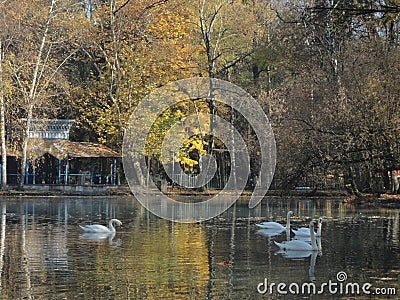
[0, 185, 132, 197]
[0, 186, 398, 206]
[0, 185, 349, 197]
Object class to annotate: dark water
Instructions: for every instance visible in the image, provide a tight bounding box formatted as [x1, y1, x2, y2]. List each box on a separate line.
[0, 196, 398, 299]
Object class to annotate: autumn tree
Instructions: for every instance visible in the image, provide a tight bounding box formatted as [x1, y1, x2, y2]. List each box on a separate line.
[74, 0, 200, 148]
[258, 0, 400, 193]
[4, 0, 88, 187]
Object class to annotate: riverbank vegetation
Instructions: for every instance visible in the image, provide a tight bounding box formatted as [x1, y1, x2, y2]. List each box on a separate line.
[0, 0, 399, 195]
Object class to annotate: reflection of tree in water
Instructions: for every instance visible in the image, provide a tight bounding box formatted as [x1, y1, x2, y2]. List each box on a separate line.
[0, 198, 399, 298]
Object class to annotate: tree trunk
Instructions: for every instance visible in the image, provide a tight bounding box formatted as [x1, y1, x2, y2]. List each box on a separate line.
[0, 40, 6, 189]
[364, 161, 372, 192]
[19, 108, 33, 189]
[230, 107, 237, 190]
[133, 160, 145, 186]
[390, 170, 399, 194]
[199, 1, 222, 188]
[348, 165, 363, 198]
[382, 169, 390, 191]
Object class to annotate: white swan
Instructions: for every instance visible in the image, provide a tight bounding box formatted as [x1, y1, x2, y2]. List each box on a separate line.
[292, 217, 322, 237]
[79, 219, 122, 234]
[274, 220, 319, 251]
[256, 211, 294, 230]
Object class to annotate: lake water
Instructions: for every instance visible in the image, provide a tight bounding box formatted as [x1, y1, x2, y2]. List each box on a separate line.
[0, 196, 398, 299]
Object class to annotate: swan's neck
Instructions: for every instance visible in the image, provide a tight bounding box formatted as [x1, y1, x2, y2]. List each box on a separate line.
[108, 220, 116, 232]
[309, 224, 318, 250]
[286, 228, 291, 241]
[285, 212, 291, 229]
[317, 221, 322, 235]
[316, 237, 322, 251]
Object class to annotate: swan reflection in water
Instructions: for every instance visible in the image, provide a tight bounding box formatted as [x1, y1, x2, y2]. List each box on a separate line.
[256, 228, 291, 239]
[80, 231, 123, 247]
[80, 231, 116, 241]
[275, 249, 322, 281]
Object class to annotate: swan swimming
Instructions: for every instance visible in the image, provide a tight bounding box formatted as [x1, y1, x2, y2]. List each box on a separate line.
[274, 220, 319, 251]
[292, 217, 323, 237]
[256, 211, 294, 230]
[79, 219, 122, 234]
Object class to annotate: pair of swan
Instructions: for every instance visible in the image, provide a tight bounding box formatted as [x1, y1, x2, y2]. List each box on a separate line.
[274, 220, 322, 251]
[79, 219, 122, 234]
[256, 211, 323, 238]
[292, 217, 323, 237]
[256, 211, 323, 251]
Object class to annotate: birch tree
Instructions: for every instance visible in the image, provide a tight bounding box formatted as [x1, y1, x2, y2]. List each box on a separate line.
[7, 0, 84, 188]
[0, 0, 13, 189]
[0, 39, 6, 189]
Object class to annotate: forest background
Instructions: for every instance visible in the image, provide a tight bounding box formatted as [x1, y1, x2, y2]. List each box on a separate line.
[0, 0, 399, 195]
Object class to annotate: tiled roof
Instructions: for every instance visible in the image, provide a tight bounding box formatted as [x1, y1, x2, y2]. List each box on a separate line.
[28, 140, 119, 159]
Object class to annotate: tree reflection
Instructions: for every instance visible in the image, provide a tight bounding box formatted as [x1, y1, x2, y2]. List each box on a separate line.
[0, 197, 397, 299]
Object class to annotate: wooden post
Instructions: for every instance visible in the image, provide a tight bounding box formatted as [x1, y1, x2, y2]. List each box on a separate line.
[58, 159, 61, 184]
[65, 159, 69, 184]
[90, 159, 93, 185]
[25, 160, 29, 185]
[32, 162, 35, 185]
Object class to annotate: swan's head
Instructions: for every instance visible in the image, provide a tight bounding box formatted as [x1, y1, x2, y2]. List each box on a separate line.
[310, 220, 318, 229]
[288, 211, 294, 217]
[111, 219, 123, 227]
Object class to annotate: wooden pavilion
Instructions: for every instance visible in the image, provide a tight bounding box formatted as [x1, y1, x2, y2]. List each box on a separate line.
[5, 119, 120, 186]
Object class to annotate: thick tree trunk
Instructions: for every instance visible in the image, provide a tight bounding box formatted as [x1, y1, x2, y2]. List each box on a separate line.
[390, 170, 399, 194]
[347, 165, 363, 198]
[382, 170, 390, 191]
[365, 162, 373, 192]
[133, 160, 145, 186]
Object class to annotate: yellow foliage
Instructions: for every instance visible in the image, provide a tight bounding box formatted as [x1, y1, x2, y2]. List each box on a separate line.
[73, 0, 204, 149]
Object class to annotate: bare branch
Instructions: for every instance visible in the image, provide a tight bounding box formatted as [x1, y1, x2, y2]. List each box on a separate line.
[113, 0, 169, 15]
[113, 0, 131, 15]
[308, 4, 400, 16]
